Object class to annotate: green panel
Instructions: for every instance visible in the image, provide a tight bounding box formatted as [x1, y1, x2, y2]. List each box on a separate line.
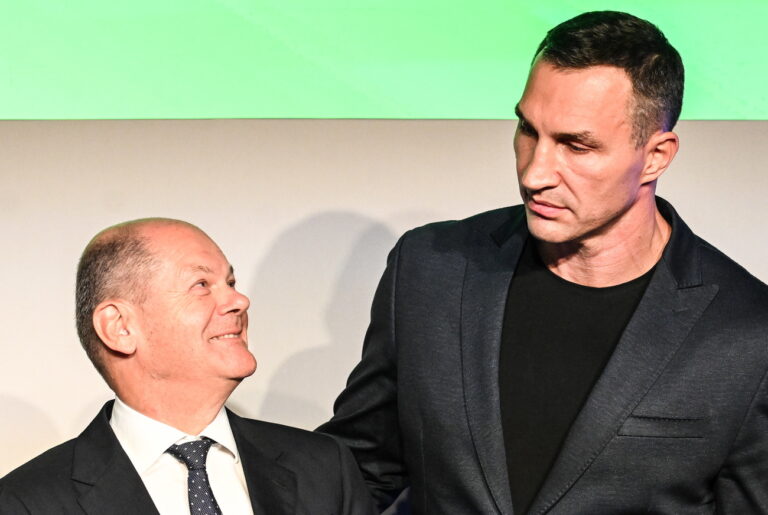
[0, 1, 766, 119]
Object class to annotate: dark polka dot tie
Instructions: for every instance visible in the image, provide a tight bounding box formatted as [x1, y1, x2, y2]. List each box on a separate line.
[166, 437, 223, 515]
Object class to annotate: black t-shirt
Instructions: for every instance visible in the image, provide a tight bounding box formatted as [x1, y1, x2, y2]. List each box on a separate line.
[499, 239, 655, 514]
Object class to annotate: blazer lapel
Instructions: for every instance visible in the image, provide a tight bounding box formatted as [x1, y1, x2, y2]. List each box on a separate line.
[527, 200, 719, 515]
[461, 212, 527, 515]
[72, 403, 297, 515]
[229, 412, 297, 515]
[72, 402, 159, 515]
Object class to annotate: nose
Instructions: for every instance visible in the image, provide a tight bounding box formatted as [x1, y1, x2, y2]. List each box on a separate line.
[517, 139, 560, 193]
[221, 286, 250, 315]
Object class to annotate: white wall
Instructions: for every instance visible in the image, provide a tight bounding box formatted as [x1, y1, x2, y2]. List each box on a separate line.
[0, 119, 766, 475]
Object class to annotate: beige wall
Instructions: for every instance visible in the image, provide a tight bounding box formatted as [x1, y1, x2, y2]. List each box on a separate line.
[0, 119, 766, 475]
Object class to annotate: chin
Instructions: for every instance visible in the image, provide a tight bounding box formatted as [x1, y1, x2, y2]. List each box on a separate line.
[526, 217, 577, 244]
[223, 350, 258, 381]
[237, 354, 258, 379]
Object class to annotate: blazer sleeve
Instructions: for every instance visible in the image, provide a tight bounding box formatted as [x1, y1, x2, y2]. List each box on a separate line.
[715, 364, 768, 513]
[318, 235, 407, 511]
[331, 435, 378, 515]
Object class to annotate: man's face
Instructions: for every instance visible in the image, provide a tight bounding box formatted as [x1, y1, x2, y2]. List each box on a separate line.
[133, 224, 256, 386]
[514, 60, 651, 245]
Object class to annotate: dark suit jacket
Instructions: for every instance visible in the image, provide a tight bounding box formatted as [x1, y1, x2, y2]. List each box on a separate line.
[0, 401, 375, 514]
[319, 198, 768, 514]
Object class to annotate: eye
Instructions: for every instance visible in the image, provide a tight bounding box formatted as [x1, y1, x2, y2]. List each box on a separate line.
[193, 280, 208, 288]
[517, 120, 537, 137]
[567, 143, 590, 153]
[227, 279, 237, 288]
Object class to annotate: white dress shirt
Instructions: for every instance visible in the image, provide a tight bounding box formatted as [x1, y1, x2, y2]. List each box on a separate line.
[109, 397, 254, 515]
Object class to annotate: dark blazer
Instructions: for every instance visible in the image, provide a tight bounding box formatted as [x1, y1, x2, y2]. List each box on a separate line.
[0, 401, 375, 514]
[319, 198, 768, 514]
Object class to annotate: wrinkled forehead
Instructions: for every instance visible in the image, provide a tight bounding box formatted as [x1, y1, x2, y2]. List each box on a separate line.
[520, 61, 635, 128]
[525, 59, 633, 99]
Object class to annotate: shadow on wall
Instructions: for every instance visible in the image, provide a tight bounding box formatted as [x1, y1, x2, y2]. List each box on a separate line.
[231, 212, 396, 428]
[0, 396, 61, 476]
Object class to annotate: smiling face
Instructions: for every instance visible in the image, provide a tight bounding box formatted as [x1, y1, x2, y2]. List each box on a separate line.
[514, 60, 656, 246]
[132, 223, 256, 388]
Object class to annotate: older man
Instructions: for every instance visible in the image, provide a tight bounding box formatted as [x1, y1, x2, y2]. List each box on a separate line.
[0, 219, 374, 515]
[320, 11, 768, 514]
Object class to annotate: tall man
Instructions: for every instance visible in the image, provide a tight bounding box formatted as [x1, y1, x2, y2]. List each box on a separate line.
[319, 11, 768, 513]
[0, 219, 374, 514]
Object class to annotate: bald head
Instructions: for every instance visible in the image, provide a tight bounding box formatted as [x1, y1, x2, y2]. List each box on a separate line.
[75, 218, 206, 381]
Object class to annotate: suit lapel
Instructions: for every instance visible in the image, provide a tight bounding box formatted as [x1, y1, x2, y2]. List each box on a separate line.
[71, 403, 298, 515]
[228, 412, 297, 515]
[460, 213, 527, 515]
[527, 200, 719, 514]
[72, 402, 159, 515]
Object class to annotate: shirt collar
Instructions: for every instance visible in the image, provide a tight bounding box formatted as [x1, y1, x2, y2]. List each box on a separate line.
[109, 397, 241, 474]
[199, 405, 241, 465]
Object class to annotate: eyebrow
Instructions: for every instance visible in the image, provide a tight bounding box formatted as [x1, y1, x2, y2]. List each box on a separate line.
[554, 130, 601, 148]
[187, 264, 235, 276]
[515, 103, 601, 148]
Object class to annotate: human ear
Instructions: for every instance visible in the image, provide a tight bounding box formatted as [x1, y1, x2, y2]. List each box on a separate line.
[641, 130, 679, 185]
[93, 301, 137, 356]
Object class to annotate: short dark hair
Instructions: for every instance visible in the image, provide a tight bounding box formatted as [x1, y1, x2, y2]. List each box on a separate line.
[75, 225, 157, 381]
[534, 11, 684, 146]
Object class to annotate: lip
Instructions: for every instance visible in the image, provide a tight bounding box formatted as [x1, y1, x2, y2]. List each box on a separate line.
[209, 330, 244, 342]
[526, 198, 566, 218]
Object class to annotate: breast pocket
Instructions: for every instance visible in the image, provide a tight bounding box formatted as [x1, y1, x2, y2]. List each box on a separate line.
[618, 415, 708, 438]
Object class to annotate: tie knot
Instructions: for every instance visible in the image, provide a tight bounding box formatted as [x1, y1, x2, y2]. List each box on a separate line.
[166, 437, 215, 470]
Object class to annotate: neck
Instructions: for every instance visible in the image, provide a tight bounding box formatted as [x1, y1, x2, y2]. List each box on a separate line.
[115, 379, 236, 435]
[537, 199, 670, 287]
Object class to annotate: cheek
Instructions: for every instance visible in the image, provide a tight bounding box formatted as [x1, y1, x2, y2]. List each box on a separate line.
[557, 160, 595, 199]
[178, 298, 216, 330]
[566, 154, 628, 195]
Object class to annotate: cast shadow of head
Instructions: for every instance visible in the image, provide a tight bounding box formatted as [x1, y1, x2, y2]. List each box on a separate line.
[230, 212, 396, 430]
[0, 395, 61, 476]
